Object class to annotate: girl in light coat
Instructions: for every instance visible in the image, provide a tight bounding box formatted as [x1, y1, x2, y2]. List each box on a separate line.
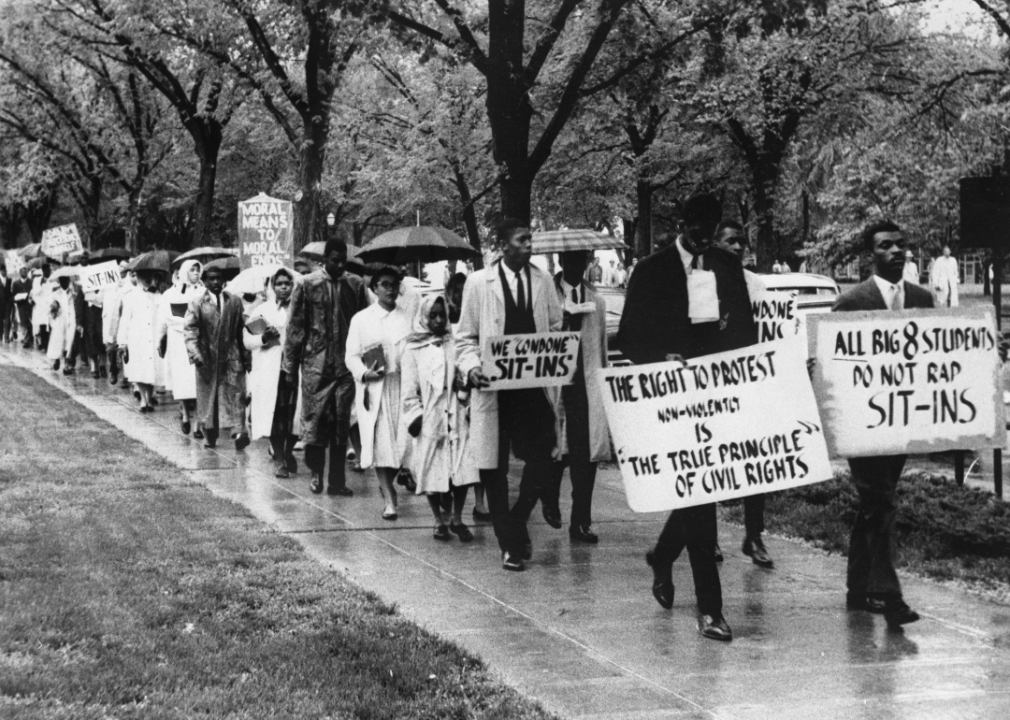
[118, 270, 165, 412]
[402, 295, 479, 542]
[46, 276, 76, 373]
[346, 265, 412, 520]
[158, 260, 202, 434]
[244, 268, 301, 477]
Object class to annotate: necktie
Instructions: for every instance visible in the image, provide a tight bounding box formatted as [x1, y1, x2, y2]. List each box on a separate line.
[569, 287, 583, 331]
[516, 271, 526, 315]
[892, 283, 903, 311]
[691, 254, 700, 271]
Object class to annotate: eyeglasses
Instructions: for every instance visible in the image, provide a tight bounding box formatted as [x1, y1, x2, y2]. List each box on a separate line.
[376, 281, 400, 290]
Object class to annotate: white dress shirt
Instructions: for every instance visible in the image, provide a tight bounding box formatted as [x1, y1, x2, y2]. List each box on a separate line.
[872, 275, 904, 311]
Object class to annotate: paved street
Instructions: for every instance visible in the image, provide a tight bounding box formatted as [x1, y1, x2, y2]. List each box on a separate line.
[4, 342, 1010, 720]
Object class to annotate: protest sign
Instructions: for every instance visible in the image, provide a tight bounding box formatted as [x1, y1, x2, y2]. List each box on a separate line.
[482, 331, 581, 390]
[41, 224, 83, 259]
[807, 307, 1005, 457]
[4, 250, 23, 276]
[80, 261, 121, 294]
[751, 290, 799, 343]
[598, 341, 833, 512]
[237, 193, 294, 269]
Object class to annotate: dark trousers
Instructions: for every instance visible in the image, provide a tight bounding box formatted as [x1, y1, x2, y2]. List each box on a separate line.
[107, 343, 120, 378]
[304, 376, 353, 491]
[479, 388, 556, 556]
[543, 378, 596, 526]
[847, 455, 906, 598]
[654, 503, 722, 616]
[744, 494, 765, 539]
[17, 306, 32, 346]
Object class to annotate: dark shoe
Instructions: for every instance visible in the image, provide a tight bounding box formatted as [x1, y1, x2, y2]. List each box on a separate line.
[327, 486, 353, 497]
[204, 438, 217, 449]
[742, 536, 774, 568]
[433, 524, 451, 541]
[285, 454, 298, 473]
[502, 551, 525, 572]
[699, 614, 733, 641]
[275, 465, 290, 479]
[63, 366, 74, 375]
[884, 600, 920, 629]
[181, 420, 191, 435]
[449, 522, 474, 543]
[521, 541, 533, 561]
[309, 474, 324, 494]
[109, 373, 118, 385]
[133, 390, 141, 400]
[234, 433, 250, 452]
[569, 524, 599, 544]
[472, 508, 492, 522]
[150, 397, 158, 406]
[714, 542, 724, 562]
[382, 507, 398, 521]
[542, 506, 562, 529]
[140, 405, 152, 414]
[645, 550, 674, 609]
[99, 366, 108, 378]
[119, 380, 129, 389]
[846, 593, 887, 614]
[193, 429, 204, 440]
[52, 360, 60, 371]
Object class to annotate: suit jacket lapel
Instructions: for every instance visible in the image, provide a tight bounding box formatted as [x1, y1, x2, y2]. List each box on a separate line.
[864, 279, 888, 310]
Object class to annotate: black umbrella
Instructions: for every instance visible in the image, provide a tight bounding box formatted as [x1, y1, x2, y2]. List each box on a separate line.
[202, 256, 242, 280]
[172, 246, 236, 269]
[133, 250, 178, 274]
[357, 226, 477, 264]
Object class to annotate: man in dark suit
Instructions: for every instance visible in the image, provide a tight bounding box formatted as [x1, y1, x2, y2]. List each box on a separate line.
[12, 267, 33, 348]
[0, 263, 12, 343]
[833, 220, 933, 630]
[617, 194, 757, 641]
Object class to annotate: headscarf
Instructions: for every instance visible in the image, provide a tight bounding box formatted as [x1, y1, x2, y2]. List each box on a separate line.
[162, 260, 202, 303]
[405, 294, 448, 350]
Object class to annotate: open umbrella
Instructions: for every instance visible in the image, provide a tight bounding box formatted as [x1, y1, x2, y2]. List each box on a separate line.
[532, 229, 626, 254]
[91, 248, 131, 263]
[51, 265, 82, 280]
[17, 243, 42, 260]
[225, 264, 299, 295]
[133, 250, 178, 274]
[357, 226, 477, 264]
[172, 246, 236, 269]
[299, 241, 368, 274]
[203, 255, 242, 280]
[26, 257, 50, 270]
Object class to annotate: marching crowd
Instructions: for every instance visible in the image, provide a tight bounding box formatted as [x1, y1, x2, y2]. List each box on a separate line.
[0, 193, 959, 642]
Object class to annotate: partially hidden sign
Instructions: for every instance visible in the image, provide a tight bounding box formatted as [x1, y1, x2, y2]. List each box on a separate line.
[41, 224, 83, 259]
[238, 193, 293, 269]
[482, 331, 581, 390]
[808, 307, 1005, 457]
[599, 341, 833, 512]
[751, 291, 798, 343]
[80, 261, 121, 294]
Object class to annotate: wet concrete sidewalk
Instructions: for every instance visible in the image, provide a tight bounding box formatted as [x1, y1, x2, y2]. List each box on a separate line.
[4, 343, 1010, 720]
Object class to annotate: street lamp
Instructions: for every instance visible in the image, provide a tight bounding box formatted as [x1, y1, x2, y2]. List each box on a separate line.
[326, 213, 335, 226]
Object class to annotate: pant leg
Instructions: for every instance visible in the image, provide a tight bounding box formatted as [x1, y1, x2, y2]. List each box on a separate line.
[564, 379, 596, 527]
[847, 456, 905, 598]
[543, 459, 565, 515]
[683, 503, 722, 616]
[503, 389, 556, 524]
[305, 444, 326, 476]
[743, 493, 766, 539]
[480, 421, 521, 556]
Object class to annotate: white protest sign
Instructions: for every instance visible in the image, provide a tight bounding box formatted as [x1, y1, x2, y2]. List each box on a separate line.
[41, 224, 83, 259]
[751, 291, 799, 343]
[808, 307, 1005, 457]
[80, 261, 121, 294]
[4, 250, 23, 276]
[238, 193, 294, 269]
[599, 342, 833, 512]
[482, 331, 581, 390]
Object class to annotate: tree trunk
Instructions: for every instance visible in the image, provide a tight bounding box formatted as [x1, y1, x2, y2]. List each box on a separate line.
[0, 205, 24, 249]
[294, 125, 326, 252]
[753, 181, 776, 272]
[622, 217, 636, 264]
[191, 125, 223, 248]
[499, 171, 533, 225]
[454, 169, 484, 270]
[24, 188, 59, 245]
[634, 179, 653, 259]
[124, 184, 144, 255]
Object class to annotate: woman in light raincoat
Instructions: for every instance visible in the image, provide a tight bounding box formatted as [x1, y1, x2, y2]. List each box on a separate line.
[158, 260, 202, 435]
[46, 275, 76, 373]
[244, 268, 301, 477]
[117, 269, 165, 412]
[401, 294, 479, 542]
[345, 265, 412, 520]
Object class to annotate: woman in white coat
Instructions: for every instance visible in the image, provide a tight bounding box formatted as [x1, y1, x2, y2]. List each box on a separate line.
[46, 275, 76, 373]
[118, 269, 165, 412]
[31, 267, 52, 351]
[244, 268, 300, 478]
[158, 260, 202, 434]
[402, 294, 479, 542]
[346, 265, 412, 520]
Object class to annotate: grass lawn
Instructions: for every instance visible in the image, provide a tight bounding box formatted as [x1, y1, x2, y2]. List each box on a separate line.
[0, 366, 556, 720]
[721, 469, 1010, 600]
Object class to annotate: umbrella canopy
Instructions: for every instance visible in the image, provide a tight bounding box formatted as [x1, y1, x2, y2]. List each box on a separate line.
[203, 256, 241, 279]
[51, 265, 82, 280]
[299, 241, 368, 275]
[225, 264, 289, 295]
[357, 226, 477, 264]
[91, 248, 131, 263]
[17, 243, 43, 260]
[133, 250, 178, 274]
[26, 257, 50, 270]
[532, 229, 626, 254]
[172, 246, 236, 269]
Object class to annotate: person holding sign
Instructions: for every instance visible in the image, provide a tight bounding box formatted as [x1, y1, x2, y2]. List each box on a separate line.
[159, 260, 203, 435]
[282, 235, 369, 497]
[245, 268, 300, 477]
[346, 265, 412, 520]
[711, 221, 774, 568]
[183, 263, 251, 450]
[456, 219, 564, 572]
[617, 194, 757, 641]
[540, 250, 609, 544]
[832, 221, 933, 629]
